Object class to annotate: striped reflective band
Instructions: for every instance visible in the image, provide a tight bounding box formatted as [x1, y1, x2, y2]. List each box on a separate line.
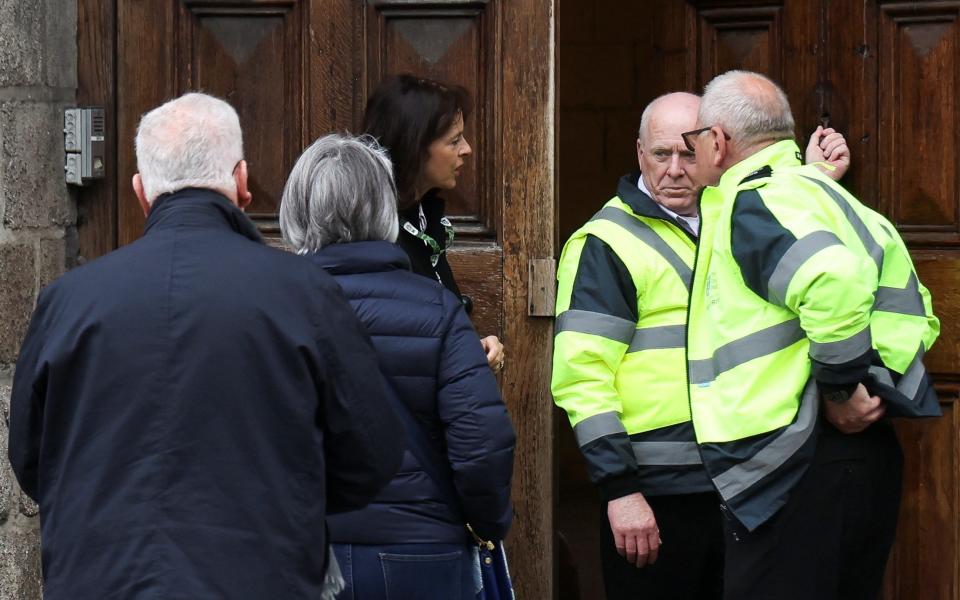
[874, 272, 927, 317]
[574, 411, 626, 447]
[592, 206, 692, 291]
[808, 327, 872, 365]
[767, 231, 844, 306]
[688, 319, 805, 384]
[898, 344, 928, 400]
[802, 176, 884, 276]
[628, 324, 686, 353]
[555, 309, 635, 345]
[868, 344, 928, 401]
[632, 441, 702, 466]
[713, 379, 819, 501]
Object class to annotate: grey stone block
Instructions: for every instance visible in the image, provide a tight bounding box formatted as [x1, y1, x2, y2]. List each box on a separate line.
[0, 1, 43, 87]
[0, 244, 35, 364]
[43, 0, 77, 89]
[0, 102, 73, 229]
[0, 527, 41, 600]
[0, 377, 11, 525]
[38, 236, 66, 290]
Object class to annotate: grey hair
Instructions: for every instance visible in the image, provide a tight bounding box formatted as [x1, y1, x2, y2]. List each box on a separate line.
[698, 70, 795, 147]
[280, 133, 400, 253]
[135, 92, 244, 203]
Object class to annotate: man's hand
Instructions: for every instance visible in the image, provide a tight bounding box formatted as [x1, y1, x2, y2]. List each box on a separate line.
[822, 383, 885, 433]
[607, 492, 661, 568]
[481, 335, 505, 372]
[805, 126, 851, 181]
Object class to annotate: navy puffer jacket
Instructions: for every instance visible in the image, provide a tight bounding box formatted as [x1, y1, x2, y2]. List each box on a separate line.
[315, 241, 515, 544]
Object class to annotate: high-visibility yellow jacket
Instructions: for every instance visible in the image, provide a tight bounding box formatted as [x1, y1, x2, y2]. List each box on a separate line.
[688, 140, 940, 530]
[552, 175, 712, 499]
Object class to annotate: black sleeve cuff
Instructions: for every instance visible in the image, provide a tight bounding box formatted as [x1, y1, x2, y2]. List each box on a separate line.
[599, 473, 646, 501]
[813, 348, 874, 398]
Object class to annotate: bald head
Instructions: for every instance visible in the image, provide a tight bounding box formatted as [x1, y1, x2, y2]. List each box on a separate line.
[638, 92, 701, 148]
[698, 70, 794, 151]
[135, 92, 245, 203]
[636, 92, 702, 216]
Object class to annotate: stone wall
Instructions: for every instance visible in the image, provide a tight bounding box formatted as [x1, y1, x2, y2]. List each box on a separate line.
[0, 0, 77, 597]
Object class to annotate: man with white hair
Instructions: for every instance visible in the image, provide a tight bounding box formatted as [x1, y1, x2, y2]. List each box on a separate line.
[8, 92, 403, 599]
[553, 90, 849, 598]
[686, 70, 939, 599]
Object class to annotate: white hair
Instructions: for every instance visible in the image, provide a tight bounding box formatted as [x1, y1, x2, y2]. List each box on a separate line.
[698, 70, 795, 147]
[279, 134, 400, 253]
[135, 92, 244, 202]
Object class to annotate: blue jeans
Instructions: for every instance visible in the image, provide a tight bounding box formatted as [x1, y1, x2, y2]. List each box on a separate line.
[332, 542, 479, 600]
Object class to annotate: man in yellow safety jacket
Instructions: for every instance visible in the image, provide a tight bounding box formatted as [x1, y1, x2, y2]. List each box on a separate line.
[552, 91, 852, 599]
[685, 70, 939, 600]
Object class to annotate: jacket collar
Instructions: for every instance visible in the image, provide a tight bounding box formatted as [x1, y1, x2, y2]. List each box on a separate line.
[717, 139, 803, 190]
[144, 188, 263, 243]
[305, 240, 412, 275]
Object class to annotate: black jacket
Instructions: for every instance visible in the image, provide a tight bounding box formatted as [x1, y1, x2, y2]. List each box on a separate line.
[397, 192, 473, 313]
[315, 241, 515, 544]
[7, 189, 402, 599]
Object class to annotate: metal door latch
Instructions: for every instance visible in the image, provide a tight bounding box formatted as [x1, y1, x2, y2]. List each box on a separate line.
[64, 107, 105, 186]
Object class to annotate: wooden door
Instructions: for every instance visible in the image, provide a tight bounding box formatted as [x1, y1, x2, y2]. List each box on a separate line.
[76, 1, 556, 597]
[558, 1, 960, 598]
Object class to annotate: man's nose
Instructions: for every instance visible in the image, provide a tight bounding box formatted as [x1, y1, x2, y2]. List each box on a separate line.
[667, 152, 684, 177]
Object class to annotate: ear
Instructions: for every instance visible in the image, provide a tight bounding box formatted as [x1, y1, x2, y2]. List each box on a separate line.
[711, 126, 727, 167]
[636, 138, 644, 166]
[133, 174, 151, 217]
[234, 160, 252, 210]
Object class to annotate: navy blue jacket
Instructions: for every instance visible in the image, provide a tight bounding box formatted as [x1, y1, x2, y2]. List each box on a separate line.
[7, 189, 402, 599]
[315, 241, 515, 544]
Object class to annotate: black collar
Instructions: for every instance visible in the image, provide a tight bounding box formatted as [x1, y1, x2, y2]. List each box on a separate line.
[144, 188, 263, 243]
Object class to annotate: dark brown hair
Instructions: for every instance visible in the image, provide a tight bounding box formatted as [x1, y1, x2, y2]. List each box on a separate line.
[362, 74, 472, 209]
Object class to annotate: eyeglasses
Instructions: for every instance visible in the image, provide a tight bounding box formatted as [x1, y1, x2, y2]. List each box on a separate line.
[680, 126, 731, 153]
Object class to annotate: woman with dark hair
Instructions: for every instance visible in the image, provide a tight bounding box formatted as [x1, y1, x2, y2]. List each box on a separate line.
[363, 74, 506, 373]
[280, 133, 515, 599]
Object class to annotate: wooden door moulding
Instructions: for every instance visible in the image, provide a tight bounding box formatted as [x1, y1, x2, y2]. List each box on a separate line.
[878, 2, 960, 246]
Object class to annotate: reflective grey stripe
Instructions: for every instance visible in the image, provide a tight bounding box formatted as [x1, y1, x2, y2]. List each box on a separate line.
[874, 272, 927, 317]
[632, 442, 702, 466]
[801, 176, 884, 275]
[898, 345, 927, 401]
[767, 231, 844, 306]
[869, 345, 928, 401]
[714, 379, 820, 501]
[808, 327, 872, 365]
[592, 206, 692, 291]
[628, 325, 686, 353]
[868, 365, 896, 388]
[574, 411, 627, 447]
[555, 309, 635, 345]
[689, 319, 805, 384]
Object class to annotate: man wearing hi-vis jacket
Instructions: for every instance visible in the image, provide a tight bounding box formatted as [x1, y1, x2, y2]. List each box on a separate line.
[686, 70, 939, 600]
[552, 90, 853, 599]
